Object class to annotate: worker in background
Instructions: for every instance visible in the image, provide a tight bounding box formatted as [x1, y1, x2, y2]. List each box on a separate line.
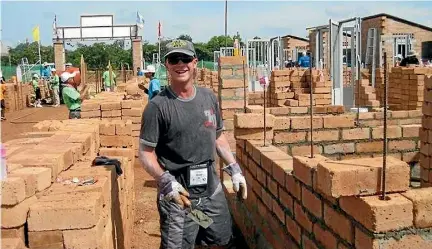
[137, 67, 144, 76]
[0, 71, 6, 121]
[50, 68, 60, 107]
[41, 62, 51, 79]
[61, 71, 89, 119]
[139, 39, 247, 249]
[298, 51, 311, 68]
[32, 74, 42, 108]
[143, 65, 161, 100]
[400, 50, 419, 67]
[394, 54, 403, 67]
[102, 66, 116, 92]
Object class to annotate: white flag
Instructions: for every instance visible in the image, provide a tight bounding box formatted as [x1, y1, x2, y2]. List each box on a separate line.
[136, 12, 145, 29]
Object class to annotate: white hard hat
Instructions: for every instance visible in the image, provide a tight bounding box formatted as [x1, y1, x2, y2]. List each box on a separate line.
[43, 62, 48, 66]
[60, 71, 77, 82]
[0, 71, 2, 78]
[51, 68, 56, 72]
[33, 74, 39, 78]
[143, 65, 156, 73]
[302, 51, 306, 56]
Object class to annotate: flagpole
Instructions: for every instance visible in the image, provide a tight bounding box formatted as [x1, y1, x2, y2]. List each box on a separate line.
[158, 21, 161, 66]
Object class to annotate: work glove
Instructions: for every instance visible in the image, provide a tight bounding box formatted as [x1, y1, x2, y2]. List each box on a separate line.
[158, 171, 191, 209]
[223, 162, 247, 200]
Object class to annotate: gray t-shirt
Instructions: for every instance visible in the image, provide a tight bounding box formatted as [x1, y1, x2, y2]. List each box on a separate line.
[140, 85, 223, 198]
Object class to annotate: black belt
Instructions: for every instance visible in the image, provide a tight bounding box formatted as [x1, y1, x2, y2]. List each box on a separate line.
[70, 108, 81, 112]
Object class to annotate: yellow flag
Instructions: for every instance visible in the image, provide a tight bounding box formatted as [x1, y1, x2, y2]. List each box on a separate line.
[32, 26, 40, 42]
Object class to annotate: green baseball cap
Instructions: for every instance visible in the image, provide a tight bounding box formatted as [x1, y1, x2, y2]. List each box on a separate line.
[164, 39, 196, 59]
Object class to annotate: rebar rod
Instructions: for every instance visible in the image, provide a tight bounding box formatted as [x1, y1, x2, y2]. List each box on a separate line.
[380, 52, 388, 201]
[309, 58, 314, 158]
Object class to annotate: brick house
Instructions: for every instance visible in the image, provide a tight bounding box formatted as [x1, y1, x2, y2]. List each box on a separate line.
[280, 35, 309, 62]
[361, 13, 432, 66]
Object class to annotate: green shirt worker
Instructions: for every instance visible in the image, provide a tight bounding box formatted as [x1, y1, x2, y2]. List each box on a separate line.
[50, 68, 60, 107]
[60, 71, 89, 119]
[102, 67, 116, 92]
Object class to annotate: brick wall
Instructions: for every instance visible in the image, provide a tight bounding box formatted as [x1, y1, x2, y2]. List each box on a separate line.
[3, 119, 135, 249]
[224, 122, 432, 249]
[54, 41, 65, 71]
[420, 75, 432, 186]
[269, 69, 332, 107]
[282, 36, 309, 59]
[132, 38, 143, 75]
[233, 110, 421, 162]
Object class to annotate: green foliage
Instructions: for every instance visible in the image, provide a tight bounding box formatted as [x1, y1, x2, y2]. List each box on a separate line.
[1, 33, 245, 70]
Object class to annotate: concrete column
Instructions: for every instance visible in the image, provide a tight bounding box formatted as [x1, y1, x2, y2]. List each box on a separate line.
[54, 41, 65, 71]
[132, 38, 143, 74]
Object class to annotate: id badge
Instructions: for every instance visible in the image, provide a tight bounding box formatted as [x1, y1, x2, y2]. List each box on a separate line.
[188, 163, 208, 187]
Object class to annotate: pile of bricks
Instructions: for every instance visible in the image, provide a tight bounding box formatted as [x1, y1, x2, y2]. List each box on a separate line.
[3, 82, 32, 113]
[246, 104, 345, 116]
[225, 135, 432, 249]
[248, 92, 265, 105]
[269, 69, 332, 107]
[2, 119, 135, 249]
[210, 71, 218, 93]
[420, 75, 432, 187]
[355, 79, 380, 108]
[234, 110, 421, 161]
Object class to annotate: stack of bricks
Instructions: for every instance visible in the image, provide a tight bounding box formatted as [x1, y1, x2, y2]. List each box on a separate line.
[3, 82, 32, 113]
[226, 120, 432, 248]
[210, 71, 219, 93]
[376, 67, 432, 110]
[217, 56, 248, 180]
[246, 104, 345, 116]
[420, 75, 432, 187]
[269, 69, 332, 107]
[2, 119, 135, 249]
[248, 92, 264, 105]
[355, 79, 380, 108]
[234, 110, 421, 162]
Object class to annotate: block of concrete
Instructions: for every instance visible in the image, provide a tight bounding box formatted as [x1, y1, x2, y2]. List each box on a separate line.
[1, 196, 37, 228]
[28, 192, 103, 231]
[1, 177, 26, 206]
[317, 157, 410, 197]
[402, 187, 432, 228]
[340, 194, 413, 232]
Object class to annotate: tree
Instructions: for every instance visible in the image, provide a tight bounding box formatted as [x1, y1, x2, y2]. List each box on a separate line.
[177, 34, 192, 42]
[206, 35, 234, 53]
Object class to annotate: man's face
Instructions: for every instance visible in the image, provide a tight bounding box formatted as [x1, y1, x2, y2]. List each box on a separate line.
[165, 53, 197, 84]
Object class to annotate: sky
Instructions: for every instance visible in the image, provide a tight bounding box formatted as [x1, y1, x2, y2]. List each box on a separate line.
[1, 0, 431, 49]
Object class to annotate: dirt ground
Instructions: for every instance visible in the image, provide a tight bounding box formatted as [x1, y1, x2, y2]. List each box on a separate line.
[1, 105, 162, 249]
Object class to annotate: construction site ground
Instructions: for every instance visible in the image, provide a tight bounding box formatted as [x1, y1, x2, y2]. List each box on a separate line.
[1, 106, 162, 249]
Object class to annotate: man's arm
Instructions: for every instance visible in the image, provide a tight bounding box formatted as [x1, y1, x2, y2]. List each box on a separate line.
[215, 133, 236, 165]
[138, 143, 165, 181]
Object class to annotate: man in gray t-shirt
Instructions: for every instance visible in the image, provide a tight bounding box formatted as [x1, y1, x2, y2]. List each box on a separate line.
[139, 39, 247, 249]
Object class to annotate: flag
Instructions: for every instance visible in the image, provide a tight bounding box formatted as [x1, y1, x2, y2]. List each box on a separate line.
[136, 11, 145, 29]
[52, 15, 57, 37]
[32, 26, 40, 42]
[158, 21, 162, 38]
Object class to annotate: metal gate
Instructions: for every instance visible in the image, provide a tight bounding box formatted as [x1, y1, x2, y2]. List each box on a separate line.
[270, 36, 283, 70]
[246, 39, 270, 92]
[329, 19, 343, 106]
[213, 51, 221, 71]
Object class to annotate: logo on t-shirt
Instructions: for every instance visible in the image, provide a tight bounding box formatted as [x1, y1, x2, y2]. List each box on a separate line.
[204, 109, 217, 128]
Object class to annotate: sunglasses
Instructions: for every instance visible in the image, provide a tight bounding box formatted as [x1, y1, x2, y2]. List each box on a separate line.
[166, 56, 194, 65]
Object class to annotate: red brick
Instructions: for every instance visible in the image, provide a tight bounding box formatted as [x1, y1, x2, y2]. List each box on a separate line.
[272, 159, 293, 186]
[99, 121, 115, 135]
[279, 187, 293, 212]
[274, 131, 307, 144]
[313, 224, 337, 249]
[220, 100, 244, 109]
[81, 102, 100, 111]
[293, 155, 329, 187]
[286, 215, 301, 245]
[302, 235, 318, 249]
[261, 149, 291, 173]
[272, 198, 285, 225]
[294, 202, 312, 232]
[1, 177, 26, 206]
[101, 110, 122, 118]
[339, 194, 413, 232]
[256, 167, 267, 187]
[317, 157, 410, 198]
[291, 117, 323, 130]
[261, 188, 272, 210]
[100, 135, 133, 147]
[121, 108, 142, 117]
[2, 196, 37, 228]
[100, 101, 121, 111]
[301, 186, 322, 218]
[2, 238, 26, 249]
[286, 174, 301, 200]
[401, 187, 432, 228]
[324, 204, 353, 242]
[391, 110, 409, 118]
[342, 128, 370, 140]
[308, 130, 339, 142]
[371, 126, 402, 139]
[356, 141, 383, 153]
[402, 124, 420, 137]
[388, 140, 417, 151]
[267, 176, 278, 197]
[274, 117, 290, 130]
[291, 145, 322, 156]
[121, 99, 143, 109]
[323, 143, 355, 155]
[28, 230, 64, 249]
[234, 113, 275, 128]
[220, 78, 244, 88]
[323, 115, 355, 128]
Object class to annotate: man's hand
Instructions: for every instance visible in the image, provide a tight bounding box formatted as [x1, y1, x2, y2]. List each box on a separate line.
[158, 171, 191, 208]
[223, 162, 247, 199]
